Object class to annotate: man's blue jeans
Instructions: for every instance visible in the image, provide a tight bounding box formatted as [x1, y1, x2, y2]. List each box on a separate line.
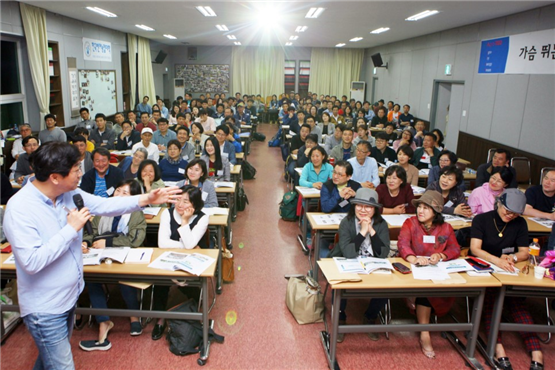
[22, 307, 75, 370]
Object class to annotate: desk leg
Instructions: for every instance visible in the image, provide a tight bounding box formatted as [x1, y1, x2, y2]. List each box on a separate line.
[486, 286, 506, 362]
[326, 288, 341, 370]
[216, 226, 223, 294]
[465, 287, 486, 367]
[198, 277, 210, 365]
[298, 197, 308, 253]
[229, 193, 236, 222]
[310, 230, 321, 280]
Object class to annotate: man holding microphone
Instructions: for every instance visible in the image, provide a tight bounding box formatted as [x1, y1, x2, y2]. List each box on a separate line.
[4, 142, 180, 370]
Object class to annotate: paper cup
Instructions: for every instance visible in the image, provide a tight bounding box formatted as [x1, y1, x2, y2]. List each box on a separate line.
[534, 266, 546, 279]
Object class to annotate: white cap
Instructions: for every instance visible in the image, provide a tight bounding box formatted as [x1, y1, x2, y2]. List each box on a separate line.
[141, 127, 153, 135]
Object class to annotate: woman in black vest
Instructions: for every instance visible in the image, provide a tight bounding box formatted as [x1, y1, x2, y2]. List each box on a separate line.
[151, 185, 209, 340]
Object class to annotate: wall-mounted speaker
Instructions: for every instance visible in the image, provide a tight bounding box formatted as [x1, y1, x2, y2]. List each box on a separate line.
[371, 53, 388, 69]
[153, 50, 167, 64]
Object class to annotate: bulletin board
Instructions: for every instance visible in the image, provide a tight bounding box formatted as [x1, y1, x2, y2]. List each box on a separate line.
[78, 69, 118, 116]
[175, 64, 229, 93]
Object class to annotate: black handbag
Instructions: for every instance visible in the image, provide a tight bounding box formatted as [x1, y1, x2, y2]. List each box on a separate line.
[236, 186, 248, 211]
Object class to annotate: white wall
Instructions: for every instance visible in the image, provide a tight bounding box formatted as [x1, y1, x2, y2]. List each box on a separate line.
[1, 1, 127, 129]
[360, 4, 555, 159]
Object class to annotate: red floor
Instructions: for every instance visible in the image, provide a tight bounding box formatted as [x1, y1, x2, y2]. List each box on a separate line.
[1, 123, 553, 370]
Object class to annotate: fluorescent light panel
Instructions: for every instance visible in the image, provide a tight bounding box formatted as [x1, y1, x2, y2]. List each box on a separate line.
[289, 35, 299, 40]
[135, 24, 154, 31]
[335, 43, 345, 47]
[285, 42, 293, 46]
[295, 26, 308, 32]
[163, 34, 177, 39]
[196, 6, 216, 17]
[305, 7, 325, 18]
[349, 37, 363, 42]
[371, 27, 390, 34]
[226, 35, 237, 40]
[405, 10, 439, 21]
[234, 42, 241, 45]
[216, 24, 228, 31]
[86, 7, 117, 18]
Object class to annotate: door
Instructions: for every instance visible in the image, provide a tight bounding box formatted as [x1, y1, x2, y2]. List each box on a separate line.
[433, 82, 452, 133]
[370, 77, 378, 103]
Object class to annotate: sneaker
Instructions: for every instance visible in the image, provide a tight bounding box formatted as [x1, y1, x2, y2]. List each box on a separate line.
[362, 317, 380, 341]
[130, 321, 143, 336]
[79, 340, 112, 351]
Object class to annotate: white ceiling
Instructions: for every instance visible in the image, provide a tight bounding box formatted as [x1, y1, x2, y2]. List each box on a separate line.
[21, 0, 552, 48]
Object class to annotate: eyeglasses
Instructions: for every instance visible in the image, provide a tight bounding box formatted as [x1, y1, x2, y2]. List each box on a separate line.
[490, 176, 505, 185]
[501, 205, 518, 217]
[355, 204, 374, 211]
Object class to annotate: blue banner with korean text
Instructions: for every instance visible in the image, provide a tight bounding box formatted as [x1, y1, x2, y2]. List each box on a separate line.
[478, 29, 554, 75]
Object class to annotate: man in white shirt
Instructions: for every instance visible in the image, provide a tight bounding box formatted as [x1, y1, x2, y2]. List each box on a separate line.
[194, 109, 216, 135]
[132, 128, 160, 162]
[11, 123, 33, 161]
[348, 141, 380, 189]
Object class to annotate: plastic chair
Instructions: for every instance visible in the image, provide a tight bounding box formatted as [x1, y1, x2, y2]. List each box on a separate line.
[486, 148, 497, 163]
[510, 157, 531, 189]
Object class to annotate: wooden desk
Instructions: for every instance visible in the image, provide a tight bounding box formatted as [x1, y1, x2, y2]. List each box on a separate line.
[215, 182, 237, 222]
[236, 152, 244, 163]
[318, 258, 501, 370]
[295, 186, 321, 253]
[485, 263, 555, 367]
[146, 207, 229, 294]
[0, 249, 219, 365]
[524, 216, 553, 235]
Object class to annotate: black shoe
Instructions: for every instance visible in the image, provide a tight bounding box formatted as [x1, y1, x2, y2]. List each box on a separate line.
[151, 323, 166, 341]
[74, 315, 86, 330]
[530, 361, 544, 370]
[227, 243, 233, 251]
[495, 357, 513, 370]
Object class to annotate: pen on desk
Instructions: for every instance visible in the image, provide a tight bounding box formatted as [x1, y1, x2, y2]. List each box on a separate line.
[140, 252, 145, 260]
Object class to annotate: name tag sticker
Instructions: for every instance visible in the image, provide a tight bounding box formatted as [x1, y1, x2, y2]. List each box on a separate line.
[86, 125, 91, 129]
[222, 152, 229, 158]
[339, 200, 349, 208]
[182, 155, 189, 161]
[178, 168, 185, 174]
[202, 191, 208, 201]
[103, 140, 108, 144]
[423, 235, 436, 244]
[106, 187, 115, 196]
[217, 170, 223, 176]
[501, 247, 514, 254]
[444, 201, 454, 208]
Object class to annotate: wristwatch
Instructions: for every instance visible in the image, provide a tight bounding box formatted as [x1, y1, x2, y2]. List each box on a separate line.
[510, 254, 517, 262]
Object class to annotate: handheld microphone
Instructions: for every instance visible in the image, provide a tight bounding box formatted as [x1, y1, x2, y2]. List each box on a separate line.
[72, 194, 93, 235]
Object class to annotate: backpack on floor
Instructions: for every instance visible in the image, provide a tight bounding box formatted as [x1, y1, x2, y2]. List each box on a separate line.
[279, 191, 298, 221]
[280, 142, 290, 161]
[268, 127, 282, 147]
[252, 132, 266, 142]
[236, 186, 249, 211]
[242, 160, 257, 180]
[166, 299, 224, 356]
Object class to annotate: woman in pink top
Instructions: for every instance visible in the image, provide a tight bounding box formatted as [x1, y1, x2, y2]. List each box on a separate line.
[468, 167, 512, 215]
[393, 129, 417, 151]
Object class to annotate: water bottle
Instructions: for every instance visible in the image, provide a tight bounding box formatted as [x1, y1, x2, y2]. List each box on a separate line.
[195, 140, 201, 155]
[529, 238, 541, 266]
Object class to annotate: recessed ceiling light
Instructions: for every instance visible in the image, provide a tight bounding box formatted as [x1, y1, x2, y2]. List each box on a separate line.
[226, 35, 237, 40]
[196, 6, 216, 17]
[86, 7, 117, 18]
[335, 43, 346, 47]
[371, 27, 390, 34]
[305, 7, 325, 18]
[289, 36, 299, 41]
[405, 10, 439, 21]
[349, 37, 363, 42]
[135, 24, 154, 31]
[285, 42, 293, 46]
[216, 24, 228, 31]
[163, 34, 177, 39]
[234, 41, 241, 45]
[295, 26, 308, 32]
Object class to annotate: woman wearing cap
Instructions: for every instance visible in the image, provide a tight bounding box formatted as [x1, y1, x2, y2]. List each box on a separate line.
[329, 188, 390, 343]
[470, 189, 543, 370]
[468, 166, 513, 215]
[426, 165, 472, 217]
[397, 190, 461, 359]
[376, 166, 416, 214]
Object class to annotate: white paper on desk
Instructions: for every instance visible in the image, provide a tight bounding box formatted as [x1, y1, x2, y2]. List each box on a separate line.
[312, 213, 346, 226]
[438, 260, 474, 274]
[83, 249, 103, 265]
[112, 150, 132, 156]
[202, 207, 228, 216]
[358, 257, 394, 274]
[530, 217, 555, 229]
[295, 168, 303, 176]
[382, 214, 412, 227]
[297, 187, 321, 195]
[173, 253, 216, 276]
[3, 254, 16, 264]
[491, 264, 520, 276]
[99, 247, 130, 264]
[125, 249, 153, 264]
[411, 185, 426, 195]
[411, 264, 450, 281]
[418, 169, 430, 176]
[164, 181, 179, 188]
[442, 214, 470, 223]
[214, 181, 234, 188]
[143, 207, 162, 216]
[333, 257, 366, 274]
[467, 270, 491, 277]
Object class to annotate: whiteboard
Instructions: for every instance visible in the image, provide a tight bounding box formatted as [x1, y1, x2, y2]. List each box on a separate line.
[78, 70, 117, 116]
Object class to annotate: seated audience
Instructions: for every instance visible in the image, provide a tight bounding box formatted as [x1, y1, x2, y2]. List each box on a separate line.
[115, 121, 141, 150]
[39, 114, 67, 143]
[476, 148, 518, 189]
[152, 118, 177, 152]
[214, 125, 237, 165]
[427, 150, 465, 190]
[398, 190, 460, 359]
[396, 145, 419, 186]
[370, 133, 396, 165]
[72, 136, 93, 178]
[383, 123, 398, 146]
[200, 136, 230, 182]
[413, 120, 426, 147]
[330, 127, 355, 163]
[376, 166, 416, 214]
[290, 124, 311, 155]
[470, 189, 544, 370]
[431, 129, 444, 151]
[296, 134, 319, 170]
[348, 141, 380, 189]
[353, 121, 376, 147]
[119, 148, 148, 180]
[14, 136, 39, 184]
[81, 148, 124, 197]
[135, 159, 165, 194]
[468, 166, 512, 215]
[177, 159, 218, 208]
[412, 133, 440, 170]
[370, 107, 389, 128]
[324, 124, 344, 154]
[393, 129, 417, 151]
[426, 165, 472, 217]
[299, 146, 333, 189]
[319, 112, 335, 136]
[78, 179, 146, 351]
[398, 104, 414, 128]
[306, 115, 322, 144]
[329, 188, 390, 342]
[189, 121, 210, 151]
[132, 128, 160, 162]
[283, 106, 300, 135]
[175, 126, 195, 161]
[387, 104, 401, 126]
[74, 127, 95, 152]
[159, 140, 188, 182]
[523, 169, 555, 220]
[224, 121, 242, 154]
[89, 113, 116, 150]
[320, 160, 361, 213]
[135, 112, 157, 133]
